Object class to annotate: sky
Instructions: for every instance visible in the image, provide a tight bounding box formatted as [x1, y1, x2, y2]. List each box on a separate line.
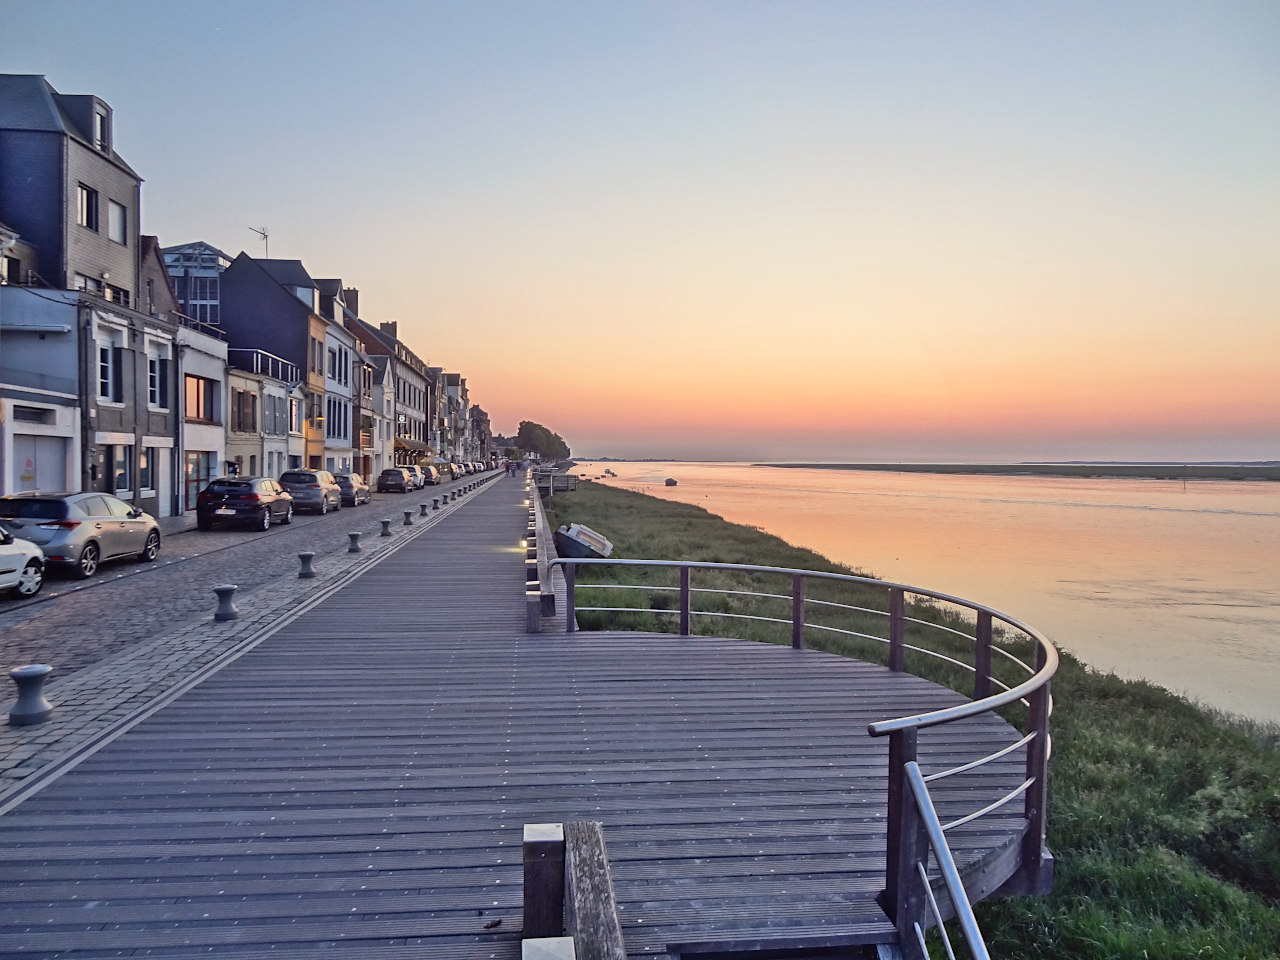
[5, 1, 1278, 462]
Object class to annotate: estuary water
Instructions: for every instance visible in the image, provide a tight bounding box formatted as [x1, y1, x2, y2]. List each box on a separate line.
[575, 461, 1280, 725]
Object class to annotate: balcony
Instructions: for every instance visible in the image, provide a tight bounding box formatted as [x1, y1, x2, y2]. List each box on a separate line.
[228, 348, 300, 383]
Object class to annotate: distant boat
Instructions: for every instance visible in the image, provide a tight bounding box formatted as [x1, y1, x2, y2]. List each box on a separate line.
[665, 477, 678, 486]
[553, 523, 614, 559]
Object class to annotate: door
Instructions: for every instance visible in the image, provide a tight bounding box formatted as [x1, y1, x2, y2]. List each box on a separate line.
[13, 435, 68, 493]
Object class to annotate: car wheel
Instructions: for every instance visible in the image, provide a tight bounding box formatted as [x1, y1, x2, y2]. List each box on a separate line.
[138, 530, 161, 562]
[319, 499, 328, 515]
[14, 560, 42, 598]
[258, 508, 272, 531]
[197, 516, 213, 531]
[281, 504, 293, 525]
[74, 541, 100, 579]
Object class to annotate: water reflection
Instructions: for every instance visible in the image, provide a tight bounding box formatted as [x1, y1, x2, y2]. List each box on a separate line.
[576, 461, 1280, 724]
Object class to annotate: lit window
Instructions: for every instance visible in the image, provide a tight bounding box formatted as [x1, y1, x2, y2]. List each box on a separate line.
[77, 185, 99, 231]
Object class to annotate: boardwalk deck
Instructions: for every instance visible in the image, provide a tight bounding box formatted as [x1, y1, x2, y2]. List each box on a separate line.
[0, 477, 1027, 959]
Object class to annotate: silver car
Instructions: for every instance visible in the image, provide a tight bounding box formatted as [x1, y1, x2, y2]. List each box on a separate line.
[278, 469, 342, 514]
[0, 523, 44, 598]
[0, 492, 161, 579]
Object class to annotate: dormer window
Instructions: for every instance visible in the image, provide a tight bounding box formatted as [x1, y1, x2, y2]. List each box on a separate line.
[94, 109, 110, 152]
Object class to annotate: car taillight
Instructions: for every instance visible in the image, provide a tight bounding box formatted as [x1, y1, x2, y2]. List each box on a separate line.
[241, 494, 262, 501]
[307, 483, 321, 488]
[38, 520, 81, 530]
[197, 491, 211, 500]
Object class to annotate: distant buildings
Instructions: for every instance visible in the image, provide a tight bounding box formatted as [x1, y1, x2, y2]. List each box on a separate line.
[0, 74, 495, 515]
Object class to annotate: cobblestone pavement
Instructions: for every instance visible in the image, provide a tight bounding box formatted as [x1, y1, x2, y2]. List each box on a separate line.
[0, 476, 502, 803]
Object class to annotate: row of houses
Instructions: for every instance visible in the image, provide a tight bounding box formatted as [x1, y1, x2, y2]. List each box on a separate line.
[0, 74, 493, 521]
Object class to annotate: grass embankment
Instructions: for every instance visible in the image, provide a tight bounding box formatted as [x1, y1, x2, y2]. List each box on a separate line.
[546, 481, 1280, 960]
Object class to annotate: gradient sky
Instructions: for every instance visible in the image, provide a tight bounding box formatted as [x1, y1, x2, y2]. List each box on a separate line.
[5, 1, 1277, 461]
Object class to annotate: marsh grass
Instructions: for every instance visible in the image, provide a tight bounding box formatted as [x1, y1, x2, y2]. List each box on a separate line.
[546, 480, 1280, 959]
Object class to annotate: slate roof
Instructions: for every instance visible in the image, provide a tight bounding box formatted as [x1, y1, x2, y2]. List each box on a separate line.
[0, 74, 141, 179]
[255, 259, 318, 290]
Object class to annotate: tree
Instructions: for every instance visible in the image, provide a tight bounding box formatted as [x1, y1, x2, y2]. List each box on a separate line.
[515, 421, 570, 461]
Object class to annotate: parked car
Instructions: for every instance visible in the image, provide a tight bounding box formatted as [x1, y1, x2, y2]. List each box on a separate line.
[0, 492, 161, 579]
[196, 477, 294, 530]
[335, 474, 372, 506]
[403, 465, 426, 489]
[376, 468, 412, 493]
[420, 466, 441, 486]
[445, 463, 462, 481]
[278, 469, 342, 514]
[0, 523, 44, 598]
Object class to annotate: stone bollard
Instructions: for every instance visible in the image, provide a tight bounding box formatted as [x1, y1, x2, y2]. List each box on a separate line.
[8, 664, 54, 727]
[213, 584, 239, 621]
[419, 503, 429, 517]
[433, 497, 440, 510]
[403, 510, 413, 526]
[298, 551, 317, 578]
[451, 491, 458, 501]
[380, 518, 393, 537]
[347, 532, 362, 553]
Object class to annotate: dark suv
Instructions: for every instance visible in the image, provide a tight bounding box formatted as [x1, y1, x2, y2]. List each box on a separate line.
[377, 468, 411, 493]
[197, 477, 294, 530]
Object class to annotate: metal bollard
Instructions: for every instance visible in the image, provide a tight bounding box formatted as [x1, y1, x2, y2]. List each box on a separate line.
[347, 532, 361, 553]
[419, 503, 429, 517]
[403, 510, 413, 526]
[298, 551, 317, 578]
[433, 497, 440, 510]
[451, 491, 458, 501]
[380, 518, 393, 537]
[213, 584, 239, 621]
[8, 664, 54, 726]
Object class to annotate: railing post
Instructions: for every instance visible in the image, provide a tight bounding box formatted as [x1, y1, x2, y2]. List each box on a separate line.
[523, 823, 566, 939]
[881, 727, 928, 960]
[1021, 644, 1052, 891]
[888, 587, 906, 672]
[791, 573, 805, 649]
[679, 565, 691, 636]
[564, 563, 577, 634]
[974, 610, 993, 700]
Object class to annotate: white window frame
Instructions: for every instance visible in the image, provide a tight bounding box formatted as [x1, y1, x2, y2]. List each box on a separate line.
[107, 200, 127, 245]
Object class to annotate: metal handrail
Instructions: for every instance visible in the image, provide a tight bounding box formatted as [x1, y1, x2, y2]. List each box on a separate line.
[549, 555, 1058, 948]
[907, 761, 991, 960]
[549, 557, 1057, 734]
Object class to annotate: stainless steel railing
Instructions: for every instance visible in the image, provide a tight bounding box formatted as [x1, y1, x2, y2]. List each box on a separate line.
[549, 558, 1057, 956]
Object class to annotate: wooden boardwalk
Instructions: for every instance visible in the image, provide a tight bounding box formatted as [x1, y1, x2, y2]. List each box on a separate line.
[0, 477, 1027, 959]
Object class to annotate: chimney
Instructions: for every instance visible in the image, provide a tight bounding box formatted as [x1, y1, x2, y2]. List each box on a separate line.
[343, 288, 359, 316]
[380, 320, 398, 339]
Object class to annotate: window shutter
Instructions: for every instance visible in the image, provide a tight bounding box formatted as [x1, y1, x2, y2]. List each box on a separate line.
[111, 347, 124, 402]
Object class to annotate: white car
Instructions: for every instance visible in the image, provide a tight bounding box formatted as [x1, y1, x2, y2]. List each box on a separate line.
[0, 522, 44, 598]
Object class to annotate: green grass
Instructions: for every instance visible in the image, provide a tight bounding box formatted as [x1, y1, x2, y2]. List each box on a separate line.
[546, 480, 1280, 959]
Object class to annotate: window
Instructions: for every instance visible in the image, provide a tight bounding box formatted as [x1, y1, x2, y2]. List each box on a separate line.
[77, 184, 99, 230]
[139, 447, 156, 492]
[107, 444, 133, 493]
[108, 200, 127, 244]
[94, 110, 110, 151]
[185, 275, 219, 323]
[232, 388, 257, 432]
[147, 344, 170, 408]
[97, 337, 123, 402]
[185, 375, 218, 423]
[327, 348, 337, 379]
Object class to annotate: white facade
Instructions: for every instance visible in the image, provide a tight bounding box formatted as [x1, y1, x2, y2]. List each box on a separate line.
[0, 288, 80, 495]
[177, 325, 228, 512]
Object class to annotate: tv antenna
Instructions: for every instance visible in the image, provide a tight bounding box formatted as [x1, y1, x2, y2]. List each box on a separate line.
[249, 226, 269, 259]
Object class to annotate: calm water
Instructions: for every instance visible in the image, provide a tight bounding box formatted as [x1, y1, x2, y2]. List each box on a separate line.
[575, 461, 1280, 725]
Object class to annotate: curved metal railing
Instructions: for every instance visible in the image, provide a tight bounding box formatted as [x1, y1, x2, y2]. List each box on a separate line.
[548, 557, 1057, 957]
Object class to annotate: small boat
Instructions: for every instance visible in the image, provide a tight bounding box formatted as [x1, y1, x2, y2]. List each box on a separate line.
[553, 523, 614, 559]
[665, 477, 678, 487]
